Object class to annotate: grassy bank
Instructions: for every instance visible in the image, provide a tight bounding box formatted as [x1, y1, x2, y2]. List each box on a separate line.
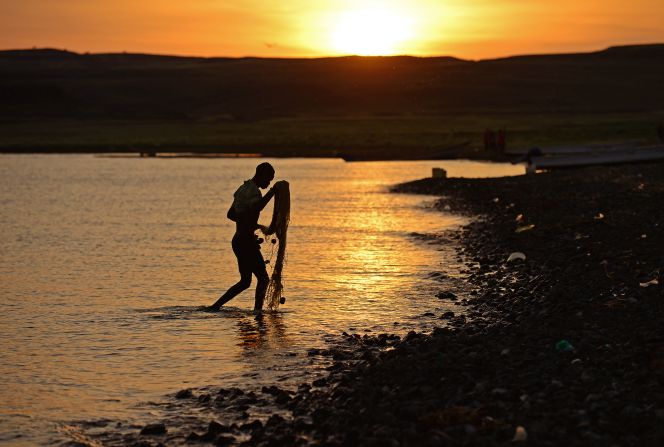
[1, 111, 662, 157]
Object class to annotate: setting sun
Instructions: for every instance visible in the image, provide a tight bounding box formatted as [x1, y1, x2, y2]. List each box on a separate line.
[3, 1, 664, 58]
[329, 8, 414, 55]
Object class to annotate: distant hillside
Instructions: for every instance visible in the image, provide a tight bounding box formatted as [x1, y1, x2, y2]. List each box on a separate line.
[1, 45, 663, 120]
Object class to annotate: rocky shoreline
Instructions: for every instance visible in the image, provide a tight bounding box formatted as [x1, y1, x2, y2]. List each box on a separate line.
[99, 162, 663, 446]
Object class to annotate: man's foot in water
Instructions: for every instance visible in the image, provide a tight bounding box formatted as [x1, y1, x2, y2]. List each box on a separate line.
[204, 305, 220, 312]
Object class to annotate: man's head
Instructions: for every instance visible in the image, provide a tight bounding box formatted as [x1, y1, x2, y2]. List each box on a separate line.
[253, 162, 275, 189]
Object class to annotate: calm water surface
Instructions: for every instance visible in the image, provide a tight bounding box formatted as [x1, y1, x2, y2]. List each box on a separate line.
[0, 156, 522, 445]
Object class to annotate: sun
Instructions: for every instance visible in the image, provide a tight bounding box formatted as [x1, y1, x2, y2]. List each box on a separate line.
[330, 8, 414, 56]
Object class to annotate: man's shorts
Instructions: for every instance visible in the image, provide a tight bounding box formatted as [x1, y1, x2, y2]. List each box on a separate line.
[231, 234, 268, 279]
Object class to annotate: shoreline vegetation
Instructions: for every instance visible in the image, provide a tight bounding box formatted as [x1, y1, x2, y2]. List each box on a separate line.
[95, 162, 663, 446]
[2, 45, 664, 159]
[1, 112, 662, 160]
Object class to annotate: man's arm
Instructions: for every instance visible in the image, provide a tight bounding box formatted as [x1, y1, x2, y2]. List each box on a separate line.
[252, 187, 275, 213]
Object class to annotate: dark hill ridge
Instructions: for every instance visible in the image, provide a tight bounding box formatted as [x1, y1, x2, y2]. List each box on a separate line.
[0, 47, 466, 64]
[2, 43, 663, 62]
[1, 44, 663, 120]
[484, 43, 664, 62]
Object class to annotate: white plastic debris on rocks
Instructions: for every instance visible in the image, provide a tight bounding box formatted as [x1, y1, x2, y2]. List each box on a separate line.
[515, 224, 535, 233]
[507, 252, 526, 262]
[513, 426, 528, 442]
[639, 278, 659, 288]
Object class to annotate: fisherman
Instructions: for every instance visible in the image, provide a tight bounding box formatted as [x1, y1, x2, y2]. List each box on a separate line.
[208, 162, 276, 312]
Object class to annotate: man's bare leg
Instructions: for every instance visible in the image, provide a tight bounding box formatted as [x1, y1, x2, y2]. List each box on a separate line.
[208, 274, 251, 311]
[253, 273, 268, 313]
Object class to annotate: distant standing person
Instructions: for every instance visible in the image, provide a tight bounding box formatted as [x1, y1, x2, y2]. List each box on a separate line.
[658, 123, 664, 143]
[497, 128, 506, 152]
[208, 163, 276, 312]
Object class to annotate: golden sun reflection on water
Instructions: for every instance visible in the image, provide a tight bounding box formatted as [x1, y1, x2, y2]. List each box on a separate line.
[236, 313, 289, 352]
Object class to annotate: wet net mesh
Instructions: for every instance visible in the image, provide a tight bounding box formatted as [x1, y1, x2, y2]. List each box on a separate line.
[261, 181, 290, 310]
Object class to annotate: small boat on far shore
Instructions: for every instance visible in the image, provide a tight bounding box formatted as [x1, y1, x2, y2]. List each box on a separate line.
[526, 145, 664, 172]
[506, 142, 642, 157]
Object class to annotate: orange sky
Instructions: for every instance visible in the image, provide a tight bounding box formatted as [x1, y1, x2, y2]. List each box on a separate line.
[2, 0, 664, 58]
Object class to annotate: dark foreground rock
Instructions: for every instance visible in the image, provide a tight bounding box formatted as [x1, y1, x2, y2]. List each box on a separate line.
[95, 162, 664, 446]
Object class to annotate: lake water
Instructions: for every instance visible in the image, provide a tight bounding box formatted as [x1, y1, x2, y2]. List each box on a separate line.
[0, 155, 522, 445]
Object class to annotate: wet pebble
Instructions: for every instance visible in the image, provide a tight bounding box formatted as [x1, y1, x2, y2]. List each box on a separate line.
[215, 435, 235, 446]
[175, 388, 193, 399]
[139, 423, 166, 436]
[436, 291, 458, 300]
[240, 419, 263, 432]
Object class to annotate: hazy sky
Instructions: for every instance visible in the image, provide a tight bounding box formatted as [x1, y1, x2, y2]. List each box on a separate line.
[2, 0, 663, 58]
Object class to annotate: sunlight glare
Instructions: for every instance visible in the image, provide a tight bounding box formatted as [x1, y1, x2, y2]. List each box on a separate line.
[330, 8, 414, 55]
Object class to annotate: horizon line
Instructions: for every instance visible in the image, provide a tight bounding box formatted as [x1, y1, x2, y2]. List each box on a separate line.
[2, 42, 664, 63]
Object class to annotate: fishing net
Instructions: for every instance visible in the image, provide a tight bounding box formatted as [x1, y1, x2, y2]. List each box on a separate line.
[262, 180, 290, 310]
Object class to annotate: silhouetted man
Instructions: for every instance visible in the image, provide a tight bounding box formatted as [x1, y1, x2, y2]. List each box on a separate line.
[208, 163, 276, 312]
